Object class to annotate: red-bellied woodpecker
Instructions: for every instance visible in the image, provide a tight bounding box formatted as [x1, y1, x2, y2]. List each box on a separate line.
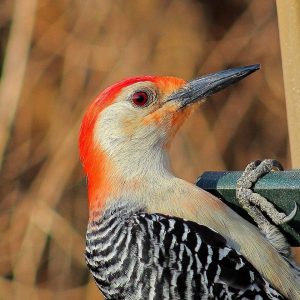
[79, 65, 300, 299]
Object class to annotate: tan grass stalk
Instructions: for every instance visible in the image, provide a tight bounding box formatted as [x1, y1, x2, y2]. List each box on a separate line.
[0, 0, 38, 169]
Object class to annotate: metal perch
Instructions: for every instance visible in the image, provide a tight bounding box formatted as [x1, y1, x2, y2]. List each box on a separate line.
[196, 170, 300, 246]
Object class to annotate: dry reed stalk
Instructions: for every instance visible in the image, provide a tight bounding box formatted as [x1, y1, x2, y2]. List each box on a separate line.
[0, 0, 38, 169]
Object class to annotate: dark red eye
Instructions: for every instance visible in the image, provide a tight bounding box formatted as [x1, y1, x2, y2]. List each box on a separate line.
[132, 91, 149, 107]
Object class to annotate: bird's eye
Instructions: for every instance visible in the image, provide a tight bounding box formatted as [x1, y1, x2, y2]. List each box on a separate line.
[132, 91, 149, 107]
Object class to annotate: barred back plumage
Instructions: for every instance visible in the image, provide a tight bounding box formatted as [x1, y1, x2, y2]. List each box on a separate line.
[85, 200, 286, 300]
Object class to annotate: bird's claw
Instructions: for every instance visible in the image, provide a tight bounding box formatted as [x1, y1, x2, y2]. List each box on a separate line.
[236, 159, 294, 225]
[279, 202, 297, 224]
[236, 159, 293, 257]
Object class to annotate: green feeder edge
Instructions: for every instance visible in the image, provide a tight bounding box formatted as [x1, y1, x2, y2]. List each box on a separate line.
[196, 170, 300, 246]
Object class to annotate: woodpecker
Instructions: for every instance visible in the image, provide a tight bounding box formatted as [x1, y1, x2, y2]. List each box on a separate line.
[79, 65, 300, 299]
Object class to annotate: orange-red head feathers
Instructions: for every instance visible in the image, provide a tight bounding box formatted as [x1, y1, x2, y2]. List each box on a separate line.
[79, 76, 186, 212]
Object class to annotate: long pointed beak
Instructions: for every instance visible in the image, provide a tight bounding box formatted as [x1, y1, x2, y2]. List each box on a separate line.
[167, 64, 260, 109]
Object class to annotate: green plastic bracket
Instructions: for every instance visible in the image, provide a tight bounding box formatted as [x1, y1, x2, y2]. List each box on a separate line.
[196, 170, 300, 246]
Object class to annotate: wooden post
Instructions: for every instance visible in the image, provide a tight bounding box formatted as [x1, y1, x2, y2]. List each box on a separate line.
[276, 1, 300, 167]
[274, 1, 300, 261]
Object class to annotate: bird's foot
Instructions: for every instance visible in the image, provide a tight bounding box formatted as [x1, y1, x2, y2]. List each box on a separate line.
[236, 159, 297, 258]
[236, 159, 297, 225]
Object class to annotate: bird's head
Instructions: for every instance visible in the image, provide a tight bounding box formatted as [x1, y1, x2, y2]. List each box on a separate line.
[79, 65, 259, 211]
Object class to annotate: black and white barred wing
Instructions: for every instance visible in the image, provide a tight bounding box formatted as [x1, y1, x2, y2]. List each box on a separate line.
[86, 210, 286, 300]
[127, 213, 285, 300]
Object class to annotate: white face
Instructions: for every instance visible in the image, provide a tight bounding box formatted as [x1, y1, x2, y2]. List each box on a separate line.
[93, 81, 172, 178]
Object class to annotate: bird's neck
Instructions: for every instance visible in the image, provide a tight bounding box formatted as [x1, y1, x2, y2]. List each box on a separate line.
[86, 146, 172, 220]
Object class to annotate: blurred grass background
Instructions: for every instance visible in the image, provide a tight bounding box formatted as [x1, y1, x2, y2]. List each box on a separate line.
[0, 0, 293, 299]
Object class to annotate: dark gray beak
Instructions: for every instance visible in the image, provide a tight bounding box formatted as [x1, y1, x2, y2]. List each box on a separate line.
[168, 64, 260, 109]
